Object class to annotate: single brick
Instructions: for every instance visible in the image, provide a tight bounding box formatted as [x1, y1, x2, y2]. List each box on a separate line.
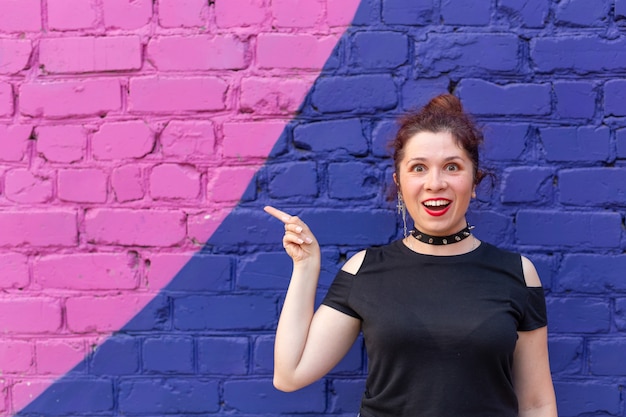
[36, 125, 86, 163]
[118, 378, 219, 413]
[240, 76, 311, 115]
[501, 167, 553, 203]
[328, 162, 379, 199]
[111, 165, 144, 202]
[48, 0, 97, 30]
[40, 37, 142, 74]
[400, 78, 450, 110]
[269, 162, 319, 198]
[257, 33, 339, 69]
[559, 168, 626, 206]
[238, 252, 293, 290]
[147, 253, 231, 292]
[207, 166, 257, 203]
[84, 209, 186, 247]
[311, 75, 398, 113]
[58, 168, 108, 203]
[351, 31, 408, 69]
[382, 0, 433, 24]
[20, 79, 121, 118]
[0, 39, 32, 74]
[147, 35, 246, 71]
[0, 0, 41, 32]
[36, 339, 86, 375]
[161, 120, 215, 158]
[223, 380, 326, 413]
[546, 297, 610, 333]
[482, 123, 528, 161]
[0, 298, 62, 333]
[540, 126, 609, 162]
[198, 337, 249, 375]
[457, 79, 551, 116]
[441, 0, 491, 25]
[92, 120, 154, 160]
[558, 254, 626, 294]
[555, 0, 609, 26]
[499, 0, 549, 28]
[516, 210, 620, 247]
[91, 335, 140, 375]
[13, 379, 113, 414]
[271, 0, 323, 27]
[0, 81, 14, 116]
[4, 169, 54, 203]
[588, 339, 626, 375]
[0, 340, 33, 373]
[554, 81, 596, 119]
[617, 128, 626, 158]
[65, 294, 154, 333]
[548, 337, 583, 374]
[0, 253, 28, 289]
[173, 295, 276, 330]
[554, 381, 619, 416]
[214, 0, 268, 28]
[222, 121, 286, 158]
[293, 118, 368, 155]
[0, 210, 77, 247]
[143, 337, 194, 374]
[129, 77, 227, 113]
[149, 163, 201, 200]
[0, 124, 31, 161]
[34, 253, 139, 290]
[103, 0, 152, 29]
[604, 79, 626, 116]
[531, 36, 626, 73]
[157, 0, 208, 28]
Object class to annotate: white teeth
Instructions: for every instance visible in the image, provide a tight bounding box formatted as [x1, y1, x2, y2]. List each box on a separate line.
[423, 200, 450, 207]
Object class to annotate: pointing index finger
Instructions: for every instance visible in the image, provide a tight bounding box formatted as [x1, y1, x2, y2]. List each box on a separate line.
[264, 205, 292, 223]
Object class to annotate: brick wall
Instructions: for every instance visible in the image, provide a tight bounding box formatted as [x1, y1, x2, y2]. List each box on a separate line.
[0, 1, 623, 416]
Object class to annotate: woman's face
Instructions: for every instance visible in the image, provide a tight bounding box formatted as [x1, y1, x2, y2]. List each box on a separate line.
[394, 130, 476, 237]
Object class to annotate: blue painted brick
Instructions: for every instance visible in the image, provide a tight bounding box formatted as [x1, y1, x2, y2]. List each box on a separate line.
[198, 337, 249, 375]
[540, 126, 610, 162]
[173, 295, 276, 330]
[351, 0, 380, 26]
[546, 297, 610, 333]
[554, 382, 620, 416]
[417, 34, 519, 73]
[548, 337, 583, 374]
[24, 379, 113, 414]
[212, 209, 288, 245]
[303, 209, 396, 246]
[501, 167, 553, 203]
[617, 128, 626, 158]
[482, 123, 528, 161]
[559, 168, 626, 206]
[466, 210, 513, 247]
[382, 0, 433, 25]
[311, 75, 398, 114]
[603, 79, 626, 116]
[499, 0, 549, 28]
[457, 79, 551, 116]
[588, 339, 626, 375]
[293, 118, 368, 155]
[516, 210, 621, 247]
[143, 337, 194, 374]
[372, 119, 397, 157]
[91, 335, 139, 375]
[555, 0, 610, 26]
[614, 298, 626, 331]
[123, 294, 170, 331]
[330, 379, 366, 413]
[253, 335, 274, 374]
[223, 379, 326, 413]
[554, 81, 596, 119]
[441, 0, 491, 25]
[532, 37, 626, 73]
[118, 378, 219, 413]
[238, 252, 292, 290]
[166, 255, 232, 292]
[269, 162, 319, 198]
[400, 78, 449, 110]
[558, 254, 626, 294]
[328, 162, 380, 199]
[617, 0, 626, 19]
[351, 31, 408, 69]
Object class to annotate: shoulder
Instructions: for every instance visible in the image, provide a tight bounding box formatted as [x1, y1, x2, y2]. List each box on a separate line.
[341, 250, 367, 275]
[481, 243, 543, 287]
[521, 256, 543, 287]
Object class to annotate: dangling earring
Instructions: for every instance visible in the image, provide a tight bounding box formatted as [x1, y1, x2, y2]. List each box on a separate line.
[397, 191, 408, 238]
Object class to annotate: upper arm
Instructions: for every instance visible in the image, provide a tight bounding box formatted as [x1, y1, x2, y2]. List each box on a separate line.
[521, 256, 542, 287]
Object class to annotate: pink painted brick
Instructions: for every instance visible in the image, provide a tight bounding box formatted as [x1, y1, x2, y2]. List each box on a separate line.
[257, 33, 340, 69]
[0, 340, 33, 373]
[92, 120, 154, 160]
[240, 76, 311, 114]
[0, 297, 62, 333]
[0, 253, 29, 289]
[20, 79, 121, 118]
[271, 0, 323, 27]
[145, 252, 195, 289]
[4, 168, 54, 203]
[0, 81, 14, 116]
[157, 0, 208, 28]
[187, 209, 228, 243]
[0, 124, 31, 161]
[0, 0, 41, 32]
[147, 35, 247, 71]
[0, 210, 77, 247]
[103, 0, 152, 29]
[161, 120, 215, 158]
[111, 165, 144, 202]
[36, 339, 86, 374]
[327, 0, 362, 26]
[0, 39, 32, 74]
[149, 163, 201, 200]
[34, 253, 139, 290]
[207, 166, 257, 202]
[47, 0, 98, 30]
[36, 125, 86, 163]
[215, 0, 268, 28]
[66, 294, 154, 332]
[12, 379, 55, 415]
[84, 209, 186, 246]
[222, 121, 287, 157]
[40, 36, 142, 74]
[128, 77, 228, 113]
[57, 168, 108, 203]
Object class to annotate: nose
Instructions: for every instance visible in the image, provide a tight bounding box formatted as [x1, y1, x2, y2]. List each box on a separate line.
[425, 169, 447, 191]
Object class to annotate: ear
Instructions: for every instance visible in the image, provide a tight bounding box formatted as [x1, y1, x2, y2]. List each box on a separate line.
[472, 184, 477, 199]
[393, 172, 399, 188]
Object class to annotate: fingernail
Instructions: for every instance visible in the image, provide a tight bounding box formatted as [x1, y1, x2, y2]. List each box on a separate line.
[297, 238, 304, 244]
[295, 226, 303, 233]
[305, 237, 313, 244]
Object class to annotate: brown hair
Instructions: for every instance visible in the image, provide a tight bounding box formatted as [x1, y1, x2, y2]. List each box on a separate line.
[392, 94, 485, 184]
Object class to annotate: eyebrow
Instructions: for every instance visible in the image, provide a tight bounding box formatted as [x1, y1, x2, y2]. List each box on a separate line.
[405, 156, 465, 165]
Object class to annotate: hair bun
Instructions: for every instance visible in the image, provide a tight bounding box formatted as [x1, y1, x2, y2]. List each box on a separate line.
[424, 94, 464, 114]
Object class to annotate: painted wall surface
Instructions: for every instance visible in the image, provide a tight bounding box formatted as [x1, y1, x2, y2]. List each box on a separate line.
[0, 0, 624, 416]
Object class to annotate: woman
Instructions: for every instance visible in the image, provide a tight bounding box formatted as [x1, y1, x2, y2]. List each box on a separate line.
[264, 94, 557, 417]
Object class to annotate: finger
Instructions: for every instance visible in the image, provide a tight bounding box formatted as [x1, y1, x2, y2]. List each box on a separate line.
[264, 205, 292, 223]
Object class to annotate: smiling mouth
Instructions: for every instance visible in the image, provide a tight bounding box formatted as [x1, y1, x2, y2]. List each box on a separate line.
[422, 199, 451, 211]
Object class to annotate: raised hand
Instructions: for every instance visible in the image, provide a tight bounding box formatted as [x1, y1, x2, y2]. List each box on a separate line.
[264, 206, 320, 264]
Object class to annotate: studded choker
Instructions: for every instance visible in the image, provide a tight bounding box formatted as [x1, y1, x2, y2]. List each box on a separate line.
[410, 223, 473, 245]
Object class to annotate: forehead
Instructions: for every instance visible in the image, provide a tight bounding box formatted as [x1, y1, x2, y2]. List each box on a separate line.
[402, 130, 470, 161]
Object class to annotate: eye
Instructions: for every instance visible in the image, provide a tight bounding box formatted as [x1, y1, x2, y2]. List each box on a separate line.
[444, 163, 459, 172]
[410, 164, 426, 172]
